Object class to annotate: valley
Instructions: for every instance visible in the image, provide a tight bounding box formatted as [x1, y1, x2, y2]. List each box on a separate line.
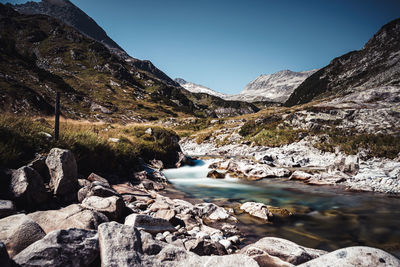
[0, 0, 399, 266]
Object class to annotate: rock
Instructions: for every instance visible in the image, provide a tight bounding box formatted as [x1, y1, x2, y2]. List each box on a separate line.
[108, 138, 120, 143]
[78, 179, 91, 188]
[13, 228, 99, 267]
[298, 246, 400, 267]
[189, 239, 228, 256]
[0, 200, 16, 219]
[330, 155, 360, 175]
[10, 166, 47, 209]
[219, 239, 232, 250]
[98, 222, 142, 266]
[78, 182, 119, 202]
[145, 128, 153, 135]
[207, 170, 226, 179]
[0, 241, 10, 267]
[0, 214, 46, 257]
[165, 234, 177, 244]
[27, 155, 50, 182]
[154, 209, 176, 221]
[46, 148, 78, 196]
[200, 254, 260, 267]
[28, 204, 108, 233]
[240, 202, 273, 221]
[150, 159, 164, 170]
[124, 214, 176, 234]
[87, 173, 110, 186]
[81, 196, 125, 221]
[240, 237, 327, 265]
[289, 171, 312, 181]
[175, 152, 194, 168]
[194, 202, 232, 221]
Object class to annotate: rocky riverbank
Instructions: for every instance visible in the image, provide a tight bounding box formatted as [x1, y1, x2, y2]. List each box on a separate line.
[0, 148, 399, 266]
[180, 136, 400, 194]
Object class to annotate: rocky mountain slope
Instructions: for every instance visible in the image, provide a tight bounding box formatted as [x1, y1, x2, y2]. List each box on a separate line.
[11, 0, 180, 87]
[174, 78, 228, 99]
[285, 18, 400, 106]
[232, 69, 317, 103]
[0, 4, 258, 121]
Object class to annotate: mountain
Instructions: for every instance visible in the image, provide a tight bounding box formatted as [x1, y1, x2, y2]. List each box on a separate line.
[230, 69, 317, 103]
[174, 78, 228, 99]
[0, 4, 258, 121]
[11, 0, 179, 87]
[285, 18, 400, 106]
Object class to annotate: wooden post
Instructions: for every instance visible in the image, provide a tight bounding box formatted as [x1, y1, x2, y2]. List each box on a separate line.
[54, 91, 60, 141]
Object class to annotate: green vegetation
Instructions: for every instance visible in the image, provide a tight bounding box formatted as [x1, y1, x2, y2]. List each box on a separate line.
[0, 114, 180, 175]
[315, 130, 400, 159]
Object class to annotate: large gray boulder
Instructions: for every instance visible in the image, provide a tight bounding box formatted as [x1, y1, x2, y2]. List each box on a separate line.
[124, 214, 176, 234]
[240, 237, 326, 265]
[28, 204, 108, 234]
[77, 181, 120, 202]
[10, 166, 47, 209]
[81, 196, 125, 221]
[298, 246, 400, 267]
[0, 214, 45, 257]
[0, 200, 16, 219]
[46, 148, 78, 196]
[98, 222, 142, 267]
[0, 241, 10, 267]
[13, 228, 99, 267]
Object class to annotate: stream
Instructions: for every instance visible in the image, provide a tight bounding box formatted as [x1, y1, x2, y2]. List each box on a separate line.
[163, 159, 400, 257]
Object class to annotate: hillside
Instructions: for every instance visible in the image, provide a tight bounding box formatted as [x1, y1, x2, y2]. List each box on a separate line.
[0, 4, 258, 122]
[285, 18, 400, 106]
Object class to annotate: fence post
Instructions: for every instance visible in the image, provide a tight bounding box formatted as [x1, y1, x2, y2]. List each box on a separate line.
[55, 91, 60, 141]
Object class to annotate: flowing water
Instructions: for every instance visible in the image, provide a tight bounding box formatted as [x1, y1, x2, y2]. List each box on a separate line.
[163, 159, 400, 257]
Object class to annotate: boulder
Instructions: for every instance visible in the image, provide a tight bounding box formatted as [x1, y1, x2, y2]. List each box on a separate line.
[240, 237, 327, 265]
[0, 241, 10, 267]
[27, 155, 50, 183]
[154, 209, 176, 221]
[81, 196, 125, 221]
[28, 204, 108, 234]
[289, 171, 312, 181]
[87, 173, 110, 186]
[207, 170, 226, 179]
[0, 200, 16, 219]
[10, 166, 47, 209]
[124, 214, 176, 234]
[240, 202, 273, 221]
[297, 246, 400, 267]
[188, 239, 227, 256]
[200, 254, 260, 267]
[78, 181, 120, 202]
[46, 148, 78, 196]
[194, 202, 232, 221]
[0, 214, 46, 257]
[330, 155, 359, 175]
[13, 228, 99, 267]
[98, 222, 142, 266]
[150, 159, 164, 170]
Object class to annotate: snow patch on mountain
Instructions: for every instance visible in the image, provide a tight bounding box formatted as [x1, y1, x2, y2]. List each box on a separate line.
[174, 78, 228, 98]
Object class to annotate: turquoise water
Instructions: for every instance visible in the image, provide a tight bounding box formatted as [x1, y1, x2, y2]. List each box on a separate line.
[163, 159, 400, 257]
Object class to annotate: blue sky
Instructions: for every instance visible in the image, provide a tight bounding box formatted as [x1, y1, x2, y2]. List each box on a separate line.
[3, 0, 400, 94]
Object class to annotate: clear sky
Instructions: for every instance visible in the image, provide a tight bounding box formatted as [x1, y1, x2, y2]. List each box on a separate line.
[3, 0, 400, 94]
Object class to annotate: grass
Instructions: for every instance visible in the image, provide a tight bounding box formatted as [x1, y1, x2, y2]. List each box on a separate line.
[0, 114, 181, 176]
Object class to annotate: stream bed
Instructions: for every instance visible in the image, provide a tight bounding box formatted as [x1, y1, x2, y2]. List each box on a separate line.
[163, 159, 400, 257]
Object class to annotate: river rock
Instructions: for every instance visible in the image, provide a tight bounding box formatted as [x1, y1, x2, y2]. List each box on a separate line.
[46, 148, 78, 196]
[98, 222, 142, 266]
[77, 181, 119, 202]
[13, 228, 99, 267]
[207, 170, 226, 179]
[124, 214, 176, 234]
[241, 237, 327, 265]
[0, 241, 10, 267]
[10, 166, 47, 209]
[0, 214, 46, 257]
[81, 195, 125, 221]
[87, 173, 110, 186]
[150, 159, 164, 170]
[188, 239, 228, 256]
[289, 171, 312, 181]
[240, 202, 273, 221]
[330, 155, 360, 175]
[27, 155, 50, 182]
[194, 202, 232, 221]
[154, 209, 176, 221]
[0, 200, 16, 219]
[297, 246, 400, 267]
[28, 204, 108, 234]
